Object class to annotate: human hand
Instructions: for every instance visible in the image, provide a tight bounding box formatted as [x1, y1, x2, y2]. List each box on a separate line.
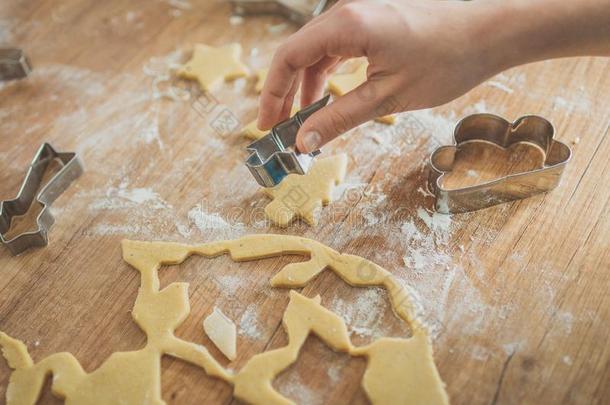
[257, 0, 610, 153]
[258, 0, 499, 152]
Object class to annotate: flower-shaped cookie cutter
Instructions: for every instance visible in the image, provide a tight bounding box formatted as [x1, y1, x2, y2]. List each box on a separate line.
[428, 113, 572, 214]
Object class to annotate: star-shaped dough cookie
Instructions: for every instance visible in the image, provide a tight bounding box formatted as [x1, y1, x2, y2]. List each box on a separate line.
[329, 63, 396, 125]
[242, 105, 300, 140]
[178, 43, 250, 91]
[263, 154, 348, 227]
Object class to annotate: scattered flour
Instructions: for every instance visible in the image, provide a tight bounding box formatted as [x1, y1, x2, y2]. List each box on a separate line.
[556, 311, 574, 334]
[502, 341, 522, 355]
[470, 100, 488, 114]
[238, 305, 264, 340]
[485, 80, 514, 94]
[229, 15, 244, 25]
[89, 181, 169, 210]
[0, 19, 13, 42]
[278, 373, 319, 405]
[398, 209, 490, 340]
[470, 345, 491, 361]
[330, 288, 388, 339]
[163, 0, 192, 10]
[331, 176, 367, 201]
[212, 275, 242, 292]
[552, 94, 592, 113]
[143, 49, 190, 102]
[416, 207, 452, 234]
[326, 364, 341, 383]
[187, 204, 246, 238]
[91, 223, 145, 236]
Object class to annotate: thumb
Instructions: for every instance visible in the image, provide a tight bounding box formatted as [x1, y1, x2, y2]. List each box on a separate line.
[296, 81, 395, 153]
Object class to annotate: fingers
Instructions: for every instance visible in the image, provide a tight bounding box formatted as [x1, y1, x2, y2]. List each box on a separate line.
[257, 28, 328, 130]
[296, 80, 397, 153]
[258, 10, 366, 130]
[280, 70, 302, 120]
[300, 56, 341, 107]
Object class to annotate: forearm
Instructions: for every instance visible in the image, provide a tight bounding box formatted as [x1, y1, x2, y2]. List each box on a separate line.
[466, 0, 610, 73]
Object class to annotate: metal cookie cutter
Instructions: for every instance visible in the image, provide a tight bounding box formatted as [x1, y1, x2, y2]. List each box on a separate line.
[0, 48, 32, 81]
[1, 143, 84, 255]
[231, 0, 329, 25]
[428, 114, 572, 214]
[246, 94, 329, 187]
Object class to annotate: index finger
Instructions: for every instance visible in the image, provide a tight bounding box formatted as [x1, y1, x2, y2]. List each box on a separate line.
[257, 27, 331, 130]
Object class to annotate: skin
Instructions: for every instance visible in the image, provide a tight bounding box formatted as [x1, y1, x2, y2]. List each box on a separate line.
[257, 0, 610, 153]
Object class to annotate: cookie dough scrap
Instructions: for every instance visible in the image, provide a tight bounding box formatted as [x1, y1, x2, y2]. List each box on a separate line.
[177, 43, 250, 92]
[0, 235, 448, 405]
[203, 307, 237, 361]
[329, 62, 396, 125]
[242, 106, 299, 140]
[263, 154, 348, 226]
[255, 68, 269, 93]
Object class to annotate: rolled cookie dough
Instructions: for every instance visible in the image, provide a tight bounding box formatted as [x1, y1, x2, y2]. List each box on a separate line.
[263, 154, 348, 226]
[0, 235, 449, 405]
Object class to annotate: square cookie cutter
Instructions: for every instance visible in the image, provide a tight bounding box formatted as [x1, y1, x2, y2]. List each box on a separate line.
[245, 95, 329, 187]
[428, 113, 572, 214]
[1, 143, 84, 255]
[0, 48, 32, 81]
[231, 0, 329, 25]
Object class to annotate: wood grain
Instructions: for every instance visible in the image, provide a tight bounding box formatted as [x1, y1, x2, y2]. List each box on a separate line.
[0, 1, 608, 404]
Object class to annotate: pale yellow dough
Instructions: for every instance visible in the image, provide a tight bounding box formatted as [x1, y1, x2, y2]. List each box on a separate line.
[203, 307, 237, 361]
[242, 106, 299, 140]
[255, 68, 269, 94]
[0, 235, 449, 405]
[177, 43, 250, 92]
[329, 62, 396, 125]
[263, 154, 348, 227]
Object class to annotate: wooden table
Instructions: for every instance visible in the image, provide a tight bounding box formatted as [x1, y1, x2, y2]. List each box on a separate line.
[1, 1, 608, 404]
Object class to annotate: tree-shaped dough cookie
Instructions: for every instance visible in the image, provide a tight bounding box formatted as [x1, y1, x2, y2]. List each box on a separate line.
[263, 154, 348, 226]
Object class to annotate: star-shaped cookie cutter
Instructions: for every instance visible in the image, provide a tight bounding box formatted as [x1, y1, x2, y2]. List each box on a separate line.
[428, 114, 572, 214]
[245, 95, 329, 187]
[1, 143, 84, 255]
[231, 0, 329, 25]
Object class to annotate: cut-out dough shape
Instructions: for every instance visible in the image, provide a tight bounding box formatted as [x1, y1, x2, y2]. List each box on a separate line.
[177, 43, 250, 92]
[203, 307, 237, 361]
[255, 68, 269, 93]
[242, 106, 300, 140]
[263, 154, 348, 226]
[329, 62, 396, 125]
[0, 235, 449, 405]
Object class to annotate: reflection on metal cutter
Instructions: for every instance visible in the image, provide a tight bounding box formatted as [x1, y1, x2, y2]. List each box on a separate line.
[245, 95, 329, 188]
[231, 0, 330, 25]
[428, 113, 572, 214]
[0, 144, 83, 255]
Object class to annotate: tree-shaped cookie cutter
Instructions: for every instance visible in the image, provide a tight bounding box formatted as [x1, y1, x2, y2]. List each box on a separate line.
[0, 143, 83, 255]
[428, 113, 572, 214]
[231, 0, 329, 25]
[245, 95, 329, 187]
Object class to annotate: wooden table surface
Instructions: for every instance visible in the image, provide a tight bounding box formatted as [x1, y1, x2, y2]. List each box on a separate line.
[1, 1, 608, 404]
